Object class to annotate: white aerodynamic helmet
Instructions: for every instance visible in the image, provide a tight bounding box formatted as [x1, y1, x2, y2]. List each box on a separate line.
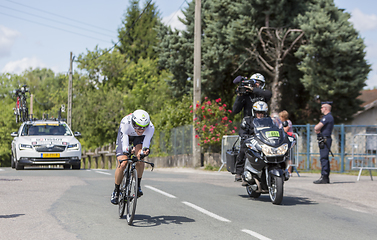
[131, 109, 150, 129]
[250, 73, 265, 89]
[252, 101, 268, 117]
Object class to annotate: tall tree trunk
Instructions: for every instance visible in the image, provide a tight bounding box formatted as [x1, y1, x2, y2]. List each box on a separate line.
[270, 62, 281, 114]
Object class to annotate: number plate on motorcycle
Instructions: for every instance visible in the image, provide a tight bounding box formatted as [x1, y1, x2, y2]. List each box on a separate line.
[42, 153, 60, 158]
[266, 131, 280, 138]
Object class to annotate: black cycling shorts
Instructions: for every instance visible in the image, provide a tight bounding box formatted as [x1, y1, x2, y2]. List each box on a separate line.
[116, 135, 145, 157]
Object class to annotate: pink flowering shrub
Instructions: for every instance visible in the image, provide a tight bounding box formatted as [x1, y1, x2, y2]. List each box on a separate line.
[190, 97, 238, 152]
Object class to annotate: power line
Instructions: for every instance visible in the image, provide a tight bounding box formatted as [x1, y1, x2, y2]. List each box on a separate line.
[164, 0, 189, 27]
[0, 12, 111, 43]
[0, 4, 116, 39]
[5, 0, 115, 34]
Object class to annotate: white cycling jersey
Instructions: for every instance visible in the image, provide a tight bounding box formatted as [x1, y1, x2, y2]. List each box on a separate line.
[116, 114, 155, 154]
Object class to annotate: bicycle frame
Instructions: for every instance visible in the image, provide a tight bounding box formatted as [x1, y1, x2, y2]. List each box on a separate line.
[118, 154, 154, 225]
[14, 85, 29, 123]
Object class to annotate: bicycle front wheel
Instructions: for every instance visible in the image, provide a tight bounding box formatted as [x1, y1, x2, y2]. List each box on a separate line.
[126, 169, 138, 225]
[118, 172, 127, 218]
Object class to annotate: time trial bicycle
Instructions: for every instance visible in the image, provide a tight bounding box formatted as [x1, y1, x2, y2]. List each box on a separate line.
[118, 152, 154, 225]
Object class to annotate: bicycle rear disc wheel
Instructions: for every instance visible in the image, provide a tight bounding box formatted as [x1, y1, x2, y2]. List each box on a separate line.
[118, 173, 128, 218]
[126, 169, 138, 225]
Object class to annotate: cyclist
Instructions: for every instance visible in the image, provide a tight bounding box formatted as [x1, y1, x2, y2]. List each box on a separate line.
[111, 109, 155, 205]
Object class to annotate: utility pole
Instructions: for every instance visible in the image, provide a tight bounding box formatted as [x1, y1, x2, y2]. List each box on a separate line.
[192, 0, 201, 168]
[68, 52, 73, 127]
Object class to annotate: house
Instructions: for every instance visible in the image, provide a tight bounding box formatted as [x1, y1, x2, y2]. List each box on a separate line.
[351, 89, 377, 125]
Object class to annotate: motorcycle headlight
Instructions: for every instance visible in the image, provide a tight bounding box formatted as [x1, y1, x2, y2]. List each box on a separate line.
[245, 141, 261, 151]
[261, 143, 288, 156]
[67, 143, 80, 150]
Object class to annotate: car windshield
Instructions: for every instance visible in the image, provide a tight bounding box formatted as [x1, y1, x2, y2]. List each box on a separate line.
[22, 123, 72, 136]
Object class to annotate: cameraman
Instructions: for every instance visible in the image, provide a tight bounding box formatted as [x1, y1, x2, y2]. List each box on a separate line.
[313, 102, 334, 184]
[232, 73, 272, 182]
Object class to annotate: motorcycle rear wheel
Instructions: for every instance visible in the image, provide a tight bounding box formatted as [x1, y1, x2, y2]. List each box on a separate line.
[246, 185, 261, 198]
[269, 175, 284, 205]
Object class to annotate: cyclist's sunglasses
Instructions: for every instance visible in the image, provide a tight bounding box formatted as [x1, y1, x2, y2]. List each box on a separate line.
[133, 125, 146, 130]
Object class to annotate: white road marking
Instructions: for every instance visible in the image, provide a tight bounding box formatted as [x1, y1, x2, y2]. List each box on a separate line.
[92, 170, 111, 175]
[0, 169, 4, 171]
[144, 185, 177, 198]
[242, 229, 272, 240]
[182, 201, 231, 222]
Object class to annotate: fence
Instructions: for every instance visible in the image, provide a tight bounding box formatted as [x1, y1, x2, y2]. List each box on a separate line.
[155, 124, 377, 173]
[351, 133, 377, 181]
[159, 125, 192, 155]
[81, 142, 117, 169]
[79, 124, 377, 172]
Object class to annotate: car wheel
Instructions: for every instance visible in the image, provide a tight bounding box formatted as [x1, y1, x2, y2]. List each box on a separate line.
[72, 164, 80, 170]
[15, 161, 24, 170]
[11, 152, 15, 169]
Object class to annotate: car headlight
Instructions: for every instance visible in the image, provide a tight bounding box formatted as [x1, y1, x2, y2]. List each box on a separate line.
[261, 143, 288, 156]
[19, 144, 32, 150]
[67, 143, 80, 150]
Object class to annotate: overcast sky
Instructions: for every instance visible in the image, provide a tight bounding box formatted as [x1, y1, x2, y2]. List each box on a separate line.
[0, 0, 376, 89]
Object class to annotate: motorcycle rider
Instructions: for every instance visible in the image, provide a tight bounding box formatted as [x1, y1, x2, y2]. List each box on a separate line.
[237, 101, 269, 186]
[232, 73, 272, 182]
[110, 109, 155, 205]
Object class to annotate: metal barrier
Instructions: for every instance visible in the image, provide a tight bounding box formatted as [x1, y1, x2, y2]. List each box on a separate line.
[219, 135, 240, 172]
[289, 133, 300, 176]
[351, 133, 377, 181]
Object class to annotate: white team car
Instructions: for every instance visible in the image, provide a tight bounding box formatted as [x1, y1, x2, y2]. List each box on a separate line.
[10, 119, 82, 170]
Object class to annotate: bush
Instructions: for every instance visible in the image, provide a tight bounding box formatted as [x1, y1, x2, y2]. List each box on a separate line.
[192, 97, 237, 153]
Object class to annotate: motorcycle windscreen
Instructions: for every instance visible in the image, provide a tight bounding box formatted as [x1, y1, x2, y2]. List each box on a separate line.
[253, 118, 286, 146]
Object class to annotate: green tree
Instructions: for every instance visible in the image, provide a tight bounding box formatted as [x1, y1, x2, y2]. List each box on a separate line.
[158, 0, 370, 124]
[157, 0, 308, 112]
[158, 0, 241, 106]
[295, 0, 371, 122]
[117, 0, 162, 62]
[74, 57, 180, 150]
[0, 99, 18, 166]
[0, 73, 28, 166]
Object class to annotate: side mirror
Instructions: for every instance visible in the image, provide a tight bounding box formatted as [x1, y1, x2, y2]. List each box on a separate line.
[11, 132, 18, 137]
[74, 132, 82, 137]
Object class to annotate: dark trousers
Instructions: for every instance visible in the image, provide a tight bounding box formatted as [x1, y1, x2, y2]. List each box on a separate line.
[319, 138, 332, 177]
[235, 138, 247, 175]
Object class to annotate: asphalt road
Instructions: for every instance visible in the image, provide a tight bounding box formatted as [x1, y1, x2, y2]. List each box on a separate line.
[1, 167, 377, 240]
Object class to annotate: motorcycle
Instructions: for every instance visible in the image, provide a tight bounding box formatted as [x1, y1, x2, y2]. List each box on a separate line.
[242, 117, 295, 205]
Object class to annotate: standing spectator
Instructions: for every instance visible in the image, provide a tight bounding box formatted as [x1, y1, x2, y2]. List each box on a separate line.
[279, 110, 294, 175]
[279, 110, 293, 133]
[313, 102, 334, 184]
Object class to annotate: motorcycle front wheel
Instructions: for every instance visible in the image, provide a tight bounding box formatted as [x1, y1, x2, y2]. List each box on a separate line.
[269, 175, 284, 205]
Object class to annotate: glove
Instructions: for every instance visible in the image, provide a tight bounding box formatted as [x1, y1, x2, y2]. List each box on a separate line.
[124, 145, 133, 156]
[142, 147, 150, 156]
